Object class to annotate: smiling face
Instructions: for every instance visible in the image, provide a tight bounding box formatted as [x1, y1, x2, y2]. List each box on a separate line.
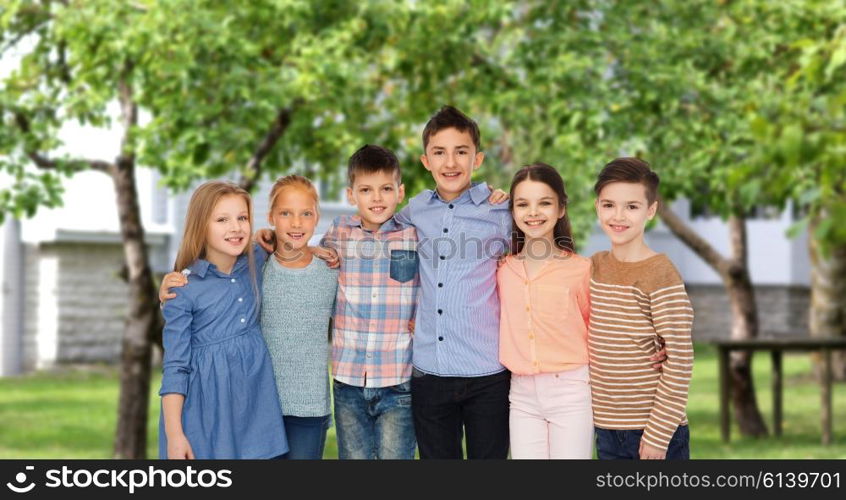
[346, 170, 405, 231]
[595, 181, 658, 250]
[420, 127, 484, 201]
[205, 194, 250, 270]
[268, 188, 318, 253]
[512, 179, 565, 248]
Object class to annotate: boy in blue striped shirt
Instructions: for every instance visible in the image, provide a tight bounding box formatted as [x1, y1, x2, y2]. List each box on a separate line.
[394, 105, 512, 459]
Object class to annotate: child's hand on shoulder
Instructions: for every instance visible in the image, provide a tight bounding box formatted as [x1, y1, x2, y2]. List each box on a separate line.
[159, 270, 188, 305]
[310, 246, 340, 268]
[486, 184, 509, 205]
[496, 254, 508, 269]
[254, 228, 276, 254]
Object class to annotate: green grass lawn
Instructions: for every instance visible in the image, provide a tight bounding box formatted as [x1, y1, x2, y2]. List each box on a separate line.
[0, 343, 843, 458]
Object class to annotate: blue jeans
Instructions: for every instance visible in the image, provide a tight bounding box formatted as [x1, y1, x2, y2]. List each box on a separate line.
[280, 415, 330, 460]
[411, 368, 510, 459]
[333, 379, 416, 459]
[595, 425, 690, 460]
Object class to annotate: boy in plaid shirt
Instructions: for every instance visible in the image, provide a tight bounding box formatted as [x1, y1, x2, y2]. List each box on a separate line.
[320, 145, 420, 459]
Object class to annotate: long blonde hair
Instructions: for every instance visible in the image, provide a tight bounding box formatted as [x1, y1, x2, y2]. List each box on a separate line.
[174, 181, 257, 289]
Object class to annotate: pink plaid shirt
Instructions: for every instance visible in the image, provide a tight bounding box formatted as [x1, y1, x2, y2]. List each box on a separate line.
[321, 215, 419, 388]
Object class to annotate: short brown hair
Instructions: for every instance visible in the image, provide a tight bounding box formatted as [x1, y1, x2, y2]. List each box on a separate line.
[594, 157, 660, 205]
[422, 105, 481, 151]
[347, 144, 401, 186]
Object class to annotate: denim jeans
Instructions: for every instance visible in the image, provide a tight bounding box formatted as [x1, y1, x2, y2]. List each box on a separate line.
[280, 415, 331, 460]
[411, 368, 510, 459]
[333, 379, 416, 459]
[595, 425, 690, 460]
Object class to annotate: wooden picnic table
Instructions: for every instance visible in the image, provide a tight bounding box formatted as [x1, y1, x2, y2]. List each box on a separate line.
[710, 337, 846, 445]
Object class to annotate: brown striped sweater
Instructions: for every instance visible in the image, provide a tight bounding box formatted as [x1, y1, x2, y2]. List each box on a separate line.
[588, 251, 694, 450]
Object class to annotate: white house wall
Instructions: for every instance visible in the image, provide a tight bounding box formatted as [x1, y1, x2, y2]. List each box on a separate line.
[790, 226, 812, 284]
[35, 251, 59, 369]
[1, 219, 24, 376]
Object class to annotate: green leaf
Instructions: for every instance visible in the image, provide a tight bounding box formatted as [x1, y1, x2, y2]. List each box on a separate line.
[780, 124, 804, 167]
[824, 40, 846, 81]
[785, 215, 809, 239]
[813, 216, 834, 242]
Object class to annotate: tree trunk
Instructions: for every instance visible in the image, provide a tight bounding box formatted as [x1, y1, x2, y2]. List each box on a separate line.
[112, 73, 160, 459]
[809, 212, 846, 381]
[111, 156, 160, 459]
[239, 106, 295, 192]
[658, 205, 769, 437]
[724, 216, 767, 436]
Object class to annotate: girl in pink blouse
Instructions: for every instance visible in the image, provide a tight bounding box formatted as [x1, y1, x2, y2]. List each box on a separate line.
[497, 163, 593, 459]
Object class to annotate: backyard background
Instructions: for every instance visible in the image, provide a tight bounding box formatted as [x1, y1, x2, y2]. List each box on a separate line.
[1, 0, 844, 458]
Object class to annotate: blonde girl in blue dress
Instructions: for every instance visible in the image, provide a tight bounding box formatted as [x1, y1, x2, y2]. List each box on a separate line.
[159, 181, 288, 459]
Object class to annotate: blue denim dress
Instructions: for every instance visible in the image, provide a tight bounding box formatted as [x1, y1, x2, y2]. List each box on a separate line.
[159, 248, 288, 459]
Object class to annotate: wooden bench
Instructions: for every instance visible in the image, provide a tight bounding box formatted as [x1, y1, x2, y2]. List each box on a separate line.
[710, 337, 846, 445]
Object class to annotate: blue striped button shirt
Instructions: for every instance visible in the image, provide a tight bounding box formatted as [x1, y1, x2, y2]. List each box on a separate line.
[395, 182, 512, 376]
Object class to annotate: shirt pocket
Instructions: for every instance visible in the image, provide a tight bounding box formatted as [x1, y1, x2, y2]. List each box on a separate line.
[389, 249, 419, 283]
[532, 285, 570, 321]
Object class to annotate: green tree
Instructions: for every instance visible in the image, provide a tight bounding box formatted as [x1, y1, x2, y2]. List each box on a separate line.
[1, 1, 163, 458]
[747, 11, 846, 379]
[0, 0, 511, 457]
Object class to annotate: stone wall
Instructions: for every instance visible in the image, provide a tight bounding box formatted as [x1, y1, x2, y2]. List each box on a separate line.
[22, 245, 38, 370]
[22, 242, 129, 370]
[688, 284, 810, 340]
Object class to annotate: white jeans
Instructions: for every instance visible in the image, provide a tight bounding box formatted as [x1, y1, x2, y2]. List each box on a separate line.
[509, 365, 594, 459]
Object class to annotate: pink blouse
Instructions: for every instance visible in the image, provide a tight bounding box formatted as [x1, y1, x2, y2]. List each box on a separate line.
[497, 252, 591, 375]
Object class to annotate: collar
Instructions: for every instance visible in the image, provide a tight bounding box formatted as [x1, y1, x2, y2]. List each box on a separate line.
[187, 259, 210, 278]
[187, 252, 248, 278]
[503, 254, 526, 279]
[428, 181, 489, 206]
[340, 214, 402, 233]
[503, 249, 573, 280]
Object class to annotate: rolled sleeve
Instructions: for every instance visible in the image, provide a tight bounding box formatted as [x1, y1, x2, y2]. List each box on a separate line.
[159, 291, 194, 397]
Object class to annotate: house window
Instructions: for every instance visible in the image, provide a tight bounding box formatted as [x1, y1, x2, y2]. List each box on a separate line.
[747, 205, 782, 220]
[691, 202, 783, 220]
